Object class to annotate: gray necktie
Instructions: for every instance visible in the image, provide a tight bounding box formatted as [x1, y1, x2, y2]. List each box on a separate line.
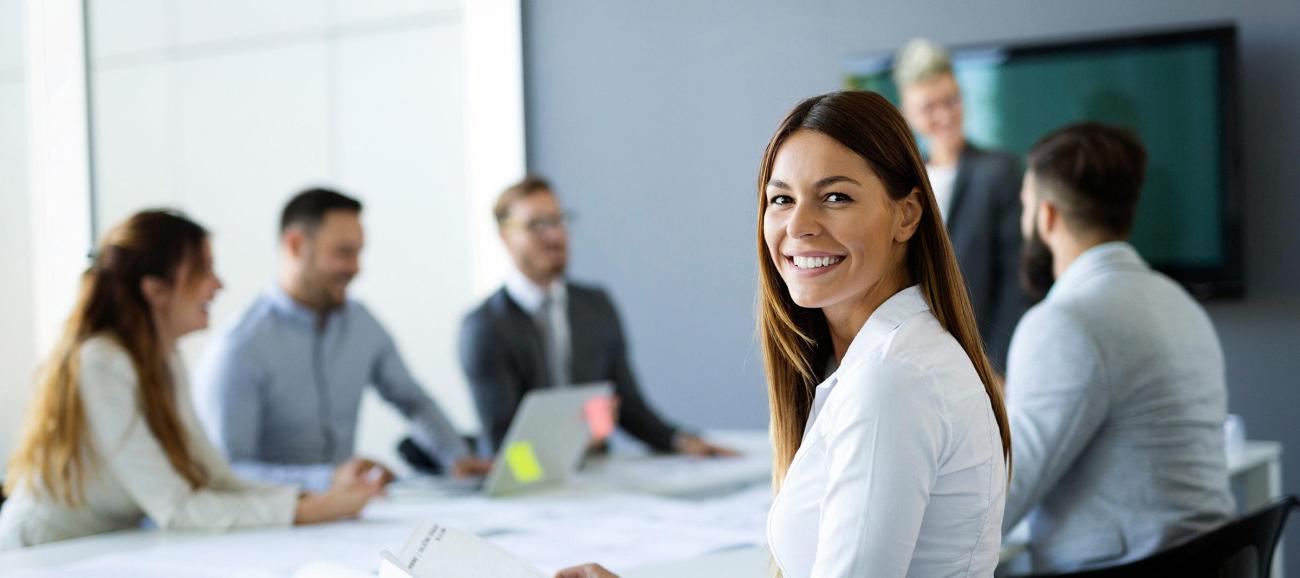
[536, 294, 569, 388]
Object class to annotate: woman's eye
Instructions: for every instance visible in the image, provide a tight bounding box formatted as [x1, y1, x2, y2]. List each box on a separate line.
[769, 195, 793, 206]
[825, 192, 853, 203]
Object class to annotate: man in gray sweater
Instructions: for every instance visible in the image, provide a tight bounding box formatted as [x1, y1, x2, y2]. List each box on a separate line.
[1003, 123, 1233, 573]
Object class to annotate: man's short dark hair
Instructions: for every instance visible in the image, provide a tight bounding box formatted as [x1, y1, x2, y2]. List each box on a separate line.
[494, 175, 553, 225]
[1027, 122, 1148, 238]
[280, 188, 363, 234]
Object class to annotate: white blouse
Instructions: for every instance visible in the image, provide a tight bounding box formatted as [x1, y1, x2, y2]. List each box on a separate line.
[767, 286, 1006, 577]
[0, 336, 298, 549]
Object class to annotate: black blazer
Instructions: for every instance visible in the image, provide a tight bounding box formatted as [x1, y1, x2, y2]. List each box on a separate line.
[946, 143, 1027, 371]
[458, 282, 678, 453]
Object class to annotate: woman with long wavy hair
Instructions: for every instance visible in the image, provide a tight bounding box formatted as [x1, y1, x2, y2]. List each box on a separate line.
[559, 91, 1010, 578]
[1, 210, 381, 549]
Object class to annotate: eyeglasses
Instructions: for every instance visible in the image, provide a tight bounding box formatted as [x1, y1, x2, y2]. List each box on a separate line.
[920, 94, 962, 116]
[504, 212, 574, 235]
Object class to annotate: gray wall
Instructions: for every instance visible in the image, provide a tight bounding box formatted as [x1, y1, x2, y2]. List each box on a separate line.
[524, 0, 1299, 565]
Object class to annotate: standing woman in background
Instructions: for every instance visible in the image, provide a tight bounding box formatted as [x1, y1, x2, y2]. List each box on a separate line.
[558, 91, 1010, 578]
[1, 210, 379, 549]
[895, 38, 1025, 372]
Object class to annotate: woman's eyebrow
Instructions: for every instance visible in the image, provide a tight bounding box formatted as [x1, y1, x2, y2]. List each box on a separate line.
[813, 175, 861, 189]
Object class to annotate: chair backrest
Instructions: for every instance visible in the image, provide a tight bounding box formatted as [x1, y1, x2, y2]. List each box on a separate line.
[1023, 495, 1297, 578]
[1150, 495, 1297, 578]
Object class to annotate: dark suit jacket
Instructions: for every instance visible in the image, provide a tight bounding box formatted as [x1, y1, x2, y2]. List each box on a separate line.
[459, 282, 678, 453]
[946, 143, 1027, 371]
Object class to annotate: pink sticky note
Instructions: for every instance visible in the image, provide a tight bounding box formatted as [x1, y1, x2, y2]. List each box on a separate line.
[584, 396, 615, 441]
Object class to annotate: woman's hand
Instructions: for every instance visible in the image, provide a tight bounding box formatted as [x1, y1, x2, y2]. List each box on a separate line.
[555, 563, 620, 578]
[293, 479, 383, 524]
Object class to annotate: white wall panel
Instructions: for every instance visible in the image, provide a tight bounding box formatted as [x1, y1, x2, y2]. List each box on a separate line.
[173, 41, 332, 363]
[89, 0, 170, 60]
[335, 22, 474, 464]
[0, 81, 34, 467]
[332, 0, 458, 26]
[0, 0, 25, 73]
[174, 0, 327, 48]
[92, 63, 175, 228]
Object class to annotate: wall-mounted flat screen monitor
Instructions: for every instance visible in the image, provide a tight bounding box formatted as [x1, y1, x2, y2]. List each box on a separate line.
[846, 24, 1242, 299]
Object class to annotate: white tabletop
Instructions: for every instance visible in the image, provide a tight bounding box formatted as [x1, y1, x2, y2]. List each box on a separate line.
[1, 435, 1282, 578]
[0, 431, 775, 577]
[1227, 440, 1283, 474]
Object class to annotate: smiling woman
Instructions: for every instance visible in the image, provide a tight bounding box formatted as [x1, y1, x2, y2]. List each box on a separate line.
[554, 91, 1013, 578]
[757, 91, 1011, 577]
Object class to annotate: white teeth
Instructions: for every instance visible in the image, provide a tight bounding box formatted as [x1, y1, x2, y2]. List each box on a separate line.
[791, 255, 843, 269]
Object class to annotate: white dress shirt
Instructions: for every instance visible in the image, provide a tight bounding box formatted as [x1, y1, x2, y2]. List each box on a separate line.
[767, 285, 1007, 577]
[0, 336, 298, 549]
[927, 163, 959, 223]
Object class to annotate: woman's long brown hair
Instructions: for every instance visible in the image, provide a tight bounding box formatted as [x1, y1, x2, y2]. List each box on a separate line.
[5, 210, 211, 505]
[757, 91, 1011, 489]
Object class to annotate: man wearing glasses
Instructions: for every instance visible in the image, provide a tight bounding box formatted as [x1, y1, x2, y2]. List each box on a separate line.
[459, 176, 733, 457]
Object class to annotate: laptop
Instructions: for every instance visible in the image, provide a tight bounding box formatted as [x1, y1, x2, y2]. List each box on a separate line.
[480, 382, 613, 497]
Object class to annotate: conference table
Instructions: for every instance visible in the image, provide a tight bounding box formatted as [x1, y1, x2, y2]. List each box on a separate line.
[1, 431, 773, 577]
[0, 432, 1284, 578]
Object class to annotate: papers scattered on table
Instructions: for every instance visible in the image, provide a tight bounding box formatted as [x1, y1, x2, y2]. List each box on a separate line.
[293, 560, 373, 578]
[369, 488, 772, 575]
[379, 521, 544, 578]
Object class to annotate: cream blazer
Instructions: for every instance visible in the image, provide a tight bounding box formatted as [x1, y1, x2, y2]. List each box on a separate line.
[0, 336, 298, 549]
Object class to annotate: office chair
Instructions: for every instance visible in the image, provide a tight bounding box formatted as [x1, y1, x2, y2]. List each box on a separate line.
[1017, 495, 1297, 578]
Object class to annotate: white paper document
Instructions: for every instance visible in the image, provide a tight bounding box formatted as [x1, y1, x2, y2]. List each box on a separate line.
[379, 521, 545, 578]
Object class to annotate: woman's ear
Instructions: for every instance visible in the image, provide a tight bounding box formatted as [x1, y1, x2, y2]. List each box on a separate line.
[894, 187, 924, 243]
[140, 275, 170, 309]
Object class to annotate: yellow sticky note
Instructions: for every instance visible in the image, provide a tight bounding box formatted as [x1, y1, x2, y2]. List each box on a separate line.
[504, 441, 545, 483]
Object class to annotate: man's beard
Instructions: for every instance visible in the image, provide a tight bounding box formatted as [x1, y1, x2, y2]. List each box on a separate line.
[529, 248, 567, 280]
[1019, 224, 1055, 304]
[302, 270, 349, 311]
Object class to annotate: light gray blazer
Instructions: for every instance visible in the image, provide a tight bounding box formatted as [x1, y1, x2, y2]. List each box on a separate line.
[1002, 242, 1234, 573]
